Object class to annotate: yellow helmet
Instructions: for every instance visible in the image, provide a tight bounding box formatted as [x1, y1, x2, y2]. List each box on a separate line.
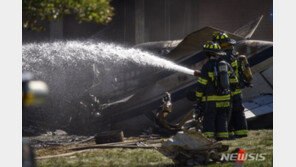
[212, 32, 236, 45]
[202, 41, 225, 55]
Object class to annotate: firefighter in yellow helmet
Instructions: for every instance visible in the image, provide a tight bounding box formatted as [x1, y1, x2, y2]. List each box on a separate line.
[195, 41, 239, 140]
[213, 32, 251, 138]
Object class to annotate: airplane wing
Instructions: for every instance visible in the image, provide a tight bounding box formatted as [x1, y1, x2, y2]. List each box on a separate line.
[167, 26, 244, 61]
[135, 15, 264, 57]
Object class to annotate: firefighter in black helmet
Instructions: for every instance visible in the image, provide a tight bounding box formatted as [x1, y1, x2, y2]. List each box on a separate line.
[213, 32, 250, 138]
[195, 41, 238, 140]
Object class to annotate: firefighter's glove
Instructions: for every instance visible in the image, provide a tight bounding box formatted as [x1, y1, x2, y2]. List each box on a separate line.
[194, 70, 201, 77]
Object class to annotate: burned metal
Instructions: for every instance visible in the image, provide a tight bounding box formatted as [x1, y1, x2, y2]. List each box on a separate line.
[95, 130, 124, 144]
[144, 92, 196, 137]
[160, 130, 229, 165]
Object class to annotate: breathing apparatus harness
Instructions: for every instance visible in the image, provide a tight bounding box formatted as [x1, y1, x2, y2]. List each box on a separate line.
[202, 41, 233, 96]
[225, 49, 253, 89]
[237, 55, 253, 88]
[211, 56, 233, 96]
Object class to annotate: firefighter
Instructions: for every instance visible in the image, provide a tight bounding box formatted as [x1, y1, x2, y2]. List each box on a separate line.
[213, 32, 251, 138]
[195, 41, 239, 140]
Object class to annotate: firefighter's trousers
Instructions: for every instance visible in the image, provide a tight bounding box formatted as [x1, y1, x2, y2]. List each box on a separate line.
[229, 93, 248, 137]
[202, 101, 230, 140]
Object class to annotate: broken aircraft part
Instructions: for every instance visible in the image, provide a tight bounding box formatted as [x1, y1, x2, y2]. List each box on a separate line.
[100, 24, 272, 135]
[160, 130, 229, 165]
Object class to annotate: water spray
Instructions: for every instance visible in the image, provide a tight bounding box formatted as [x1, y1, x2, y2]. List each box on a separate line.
[23, 41, 194, 76]
[22, 41, 196, 130]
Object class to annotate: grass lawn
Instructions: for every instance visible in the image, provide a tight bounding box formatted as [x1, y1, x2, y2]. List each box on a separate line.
[36, 129, 272, 167]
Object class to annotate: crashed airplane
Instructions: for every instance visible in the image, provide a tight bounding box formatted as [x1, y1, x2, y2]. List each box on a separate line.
[96, 16, 272, 135]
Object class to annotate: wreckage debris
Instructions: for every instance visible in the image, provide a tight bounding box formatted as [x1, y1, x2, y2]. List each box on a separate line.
[95, 130, 124, 144]
[145, 92, 197, 137]
[70, 138, 163, 151]
[68, 130, 229, 166]
[159, 130, 229, 165]
[53, 129, 68, 136]
[33, 129, 232, 167]
[23, 132, 93, 149]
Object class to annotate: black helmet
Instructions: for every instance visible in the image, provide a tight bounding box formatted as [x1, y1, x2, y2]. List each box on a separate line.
[212, 32, 236, 45]
[202, 41, 225, 55]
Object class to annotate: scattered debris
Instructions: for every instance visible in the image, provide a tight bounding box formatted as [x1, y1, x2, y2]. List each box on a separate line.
[53, 129, 68, 136]
[159, 130, 229, 165]
[35, 150, 91, 160]
[27, 128, 230, 166]
[23, 132, 93, 149]
[31, 129, 231, 166]
[70, 138, 163, 151]
[70, 144, 157, 151]
[139, 134, 162, 140]
[145, 92, 196, 137]
[95, 130, 124, 144]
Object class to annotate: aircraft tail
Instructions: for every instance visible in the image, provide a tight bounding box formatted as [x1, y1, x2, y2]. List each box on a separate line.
[233, 15, 264, 39]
